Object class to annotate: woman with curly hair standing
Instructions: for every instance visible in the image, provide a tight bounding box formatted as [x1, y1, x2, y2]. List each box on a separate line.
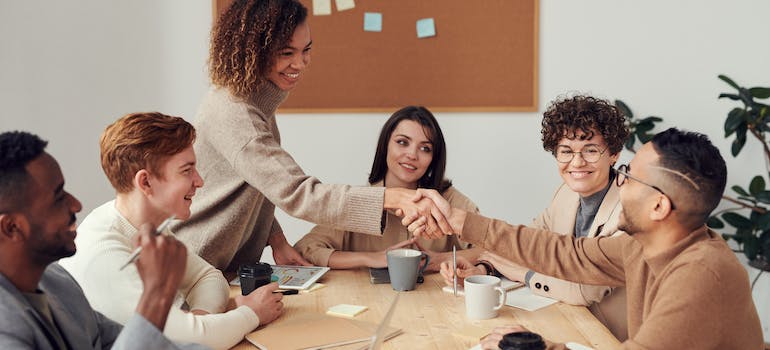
[442, 95, 631, 341]
[172, 0, 451, 274]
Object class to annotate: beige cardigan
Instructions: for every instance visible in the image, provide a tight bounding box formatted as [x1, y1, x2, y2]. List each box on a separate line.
[461, 214, 763, 350]
[529, 182, 628, 340]
[173, 83, 385, 271]
[295, 183, 479, 266]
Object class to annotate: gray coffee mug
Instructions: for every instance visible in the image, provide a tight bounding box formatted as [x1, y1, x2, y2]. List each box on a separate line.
[386, 248, 430, 291]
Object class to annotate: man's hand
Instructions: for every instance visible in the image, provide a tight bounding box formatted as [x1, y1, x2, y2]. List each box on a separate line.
[402, 189, 466, 239]
[479, 325, 530, 349]
[384, 188, 452, 239]
[133, 223, 188, 330]
[269, 231, 311, 266]
[234, 282, 284, 325]
[439, 256, 483, 287]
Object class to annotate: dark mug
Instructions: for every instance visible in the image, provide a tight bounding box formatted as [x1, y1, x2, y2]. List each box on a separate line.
[239, 262, 273, 296]
[498, 331, 546, 350]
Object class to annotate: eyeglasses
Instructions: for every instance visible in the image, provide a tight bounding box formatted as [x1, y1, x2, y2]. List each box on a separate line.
[554, 145, 607, 163]
[616, 164, 676, 210]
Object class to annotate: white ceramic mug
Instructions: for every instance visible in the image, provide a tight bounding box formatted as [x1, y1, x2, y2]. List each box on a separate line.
[464, 275, 506, 320]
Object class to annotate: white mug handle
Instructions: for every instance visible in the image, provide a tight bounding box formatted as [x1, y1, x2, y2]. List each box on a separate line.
[493, 286, 506, 310]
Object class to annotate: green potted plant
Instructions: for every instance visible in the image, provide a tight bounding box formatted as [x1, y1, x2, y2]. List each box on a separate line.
[707, 75, 770, 283]
[614, 100, 663, 153]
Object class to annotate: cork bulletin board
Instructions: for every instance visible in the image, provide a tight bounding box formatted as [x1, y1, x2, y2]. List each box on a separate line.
[213, 0, 539, 112]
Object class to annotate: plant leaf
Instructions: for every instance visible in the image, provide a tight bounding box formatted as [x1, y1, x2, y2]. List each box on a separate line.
[707, 216, 725, 229]
[749, 87, 770, 99]
[638, 116, 663, 123]
[749, 176, 766, 195]
[731, 129, 747, 156]
[722, 212, 753, 229]
[719, 93, 741, 101]
[615, 100, 633, 119]
[638, 132, 654, 143]
[718, 74, 740, 90]
[760, 230, 770, 260]
[732, 185, 749, 196]
[724, 108, 745, 136]
[757, 212, 770, 230]
[743, 234, 759, 260]
[624, 136, 636, 152]
[756, 191, 770, 204]
[636, 123, 655, 133]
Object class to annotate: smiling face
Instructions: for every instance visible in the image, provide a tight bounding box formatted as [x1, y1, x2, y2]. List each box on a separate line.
[146, 145, 203, 221]
[22, 153, 82, 263]
[556, 129, 619, 197]
[384, 120, 434, 189]
[267, 21, 312, 91]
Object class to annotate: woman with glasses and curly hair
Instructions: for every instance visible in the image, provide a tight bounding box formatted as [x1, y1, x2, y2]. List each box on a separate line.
[443, 95, 631, 340]
[172, 0, 451, 273]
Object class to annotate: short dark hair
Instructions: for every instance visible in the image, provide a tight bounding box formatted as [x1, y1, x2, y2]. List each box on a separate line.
[368, 106, 452, 192]
[0, 131, 48, 212]
[541, 95, 629, 156]
[650, 128, 727, 223]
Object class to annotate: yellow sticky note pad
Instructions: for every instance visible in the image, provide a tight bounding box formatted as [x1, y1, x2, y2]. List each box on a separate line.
[326, 304, 368, 318]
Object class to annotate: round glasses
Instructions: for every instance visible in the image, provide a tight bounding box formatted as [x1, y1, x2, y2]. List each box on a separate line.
[554, 145, 607, 163]
[616, 164, 676, 210]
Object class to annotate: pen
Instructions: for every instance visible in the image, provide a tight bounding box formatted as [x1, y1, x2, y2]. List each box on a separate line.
[119, 215, 176, 271]
[273, 289, 299, 295]
[452, 245, 458, 297]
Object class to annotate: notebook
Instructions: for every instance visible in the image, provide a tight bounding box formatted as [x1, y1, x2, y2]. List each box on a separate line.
[244, 294, 402, 350]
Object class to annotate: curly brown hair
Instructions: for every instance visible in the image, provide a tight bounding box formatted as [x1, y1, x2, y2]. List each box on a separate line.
[209, 0, 307, 98]
[541, 95, 629, 155]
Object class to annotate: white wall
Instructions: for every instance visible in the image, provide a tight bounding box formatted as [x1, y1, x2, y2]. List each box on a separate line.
[2, 0, 768, 341]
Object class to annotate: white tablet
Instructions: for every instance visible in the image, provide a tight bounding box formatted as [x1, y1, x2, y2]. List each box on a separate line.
[230, 265, 330, 290]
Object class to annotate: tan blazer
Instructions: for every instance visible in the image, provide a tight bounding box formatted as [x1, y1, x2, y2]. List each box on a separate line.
[529, 182, 628, 341]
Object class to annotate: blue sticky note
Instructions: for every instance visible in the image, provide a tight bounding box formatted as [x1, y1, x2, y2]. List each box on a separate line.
[364, 12, 382, 32]
[416, 18, 436, 38]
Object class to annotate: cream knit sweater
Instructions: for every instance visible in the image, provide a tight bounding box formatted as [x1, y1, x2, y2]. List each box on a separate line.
[172, 82, 385, 271]
[60, 201, 259, 350]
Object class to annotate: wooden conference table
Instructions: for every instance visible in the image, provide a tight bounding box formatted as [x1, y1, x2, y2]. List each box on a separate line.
[229, 269, 620, 350]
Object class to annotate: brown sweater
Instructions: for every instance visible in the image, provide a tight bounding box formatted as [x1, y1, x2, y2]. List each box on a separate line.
[294, 183, 479, 266]
[172, 83, 385, 271]
[461, 213, 763, 350]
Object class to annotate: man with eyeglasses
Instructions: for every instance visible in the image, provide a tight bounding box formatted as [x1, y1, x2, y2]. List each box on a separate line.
[409, 128, 763, 349]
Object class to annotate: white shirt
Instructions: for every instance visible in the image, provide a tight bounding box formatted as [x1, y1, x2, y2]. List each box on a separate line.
[60, 200, 259, 350]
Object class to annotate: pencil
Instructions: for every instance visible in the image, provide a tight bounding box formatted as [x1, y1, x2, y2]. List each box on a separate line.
[452, 245, 457, 297]
[119, 215, 176, 270]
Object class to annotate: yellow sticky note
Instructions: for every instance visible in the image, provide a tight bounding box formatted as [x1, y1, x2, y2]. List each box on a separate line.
[335, 0, 355, 12]
[313, 0, 331, 16]
[326, 304, 368, 318]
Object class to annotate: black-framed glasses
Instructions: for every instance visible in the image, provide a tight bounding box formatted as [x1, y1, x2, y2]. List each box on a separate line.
[616, 164, 676, 210]
[554, 145, 607, 163]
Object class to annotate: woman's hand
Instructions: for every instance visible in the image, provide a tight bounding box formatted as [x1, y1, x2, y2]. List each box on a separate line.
[269, 231, 311, 266]
[439, 256, 484, 287]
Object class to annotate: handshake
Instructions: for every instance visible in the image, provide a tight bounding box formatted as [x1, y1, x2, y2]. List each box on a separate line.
[386, 188, 468, 240]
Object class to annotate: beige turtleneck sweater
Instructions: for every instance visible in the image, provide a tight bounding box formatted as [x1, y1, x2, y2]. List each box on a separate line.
[172, 82, 386, 271]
